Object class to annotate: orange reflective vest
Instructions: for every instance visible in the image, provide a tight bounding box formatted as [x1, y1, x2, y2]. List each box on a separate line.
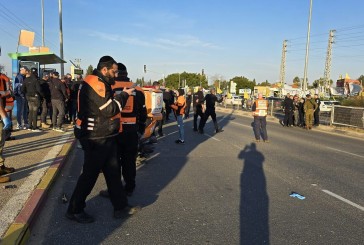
[0, 73, 12, 111]
[111, 81, 145, 132]
[253, 99, 268, 117]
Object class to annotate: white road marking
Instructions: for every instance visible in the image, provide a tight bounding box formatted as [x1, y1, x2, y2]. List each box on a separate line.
[137, 153, 160, 170]
[230, 121, 252, 128]
[322, 189, 364, 212]
[204, 134, 221, 141]
[167, 131, 178, 136]
[326, 147, 364, 159]
[0, 134, 72, 237]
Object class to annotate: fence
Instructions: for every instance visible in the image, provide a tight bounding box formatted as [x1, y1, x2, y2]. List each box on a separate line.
[331, 105, 364, 129]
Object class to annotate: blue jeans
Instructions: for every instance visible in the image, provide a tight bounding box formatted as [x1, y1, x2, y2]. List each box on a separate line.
[176, 115, 184, 141]
[15, 96, 29, 126]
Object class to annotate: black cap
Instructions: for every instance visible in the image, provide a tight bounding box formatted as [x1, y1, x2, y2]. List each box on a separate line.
[53, 71, 59, 77]
[153, 81, 160, 86]
[117, 63, 127, 72]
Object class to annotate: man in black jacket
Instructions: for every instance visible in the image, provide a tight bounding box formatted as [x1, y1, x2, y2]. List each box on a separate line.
[193, 87, 204, 131]
[40, 73, 51, 128]
[21, 68, 43, 131]
[198, 88, 224, 134]
[313, 94, 321, 126]
[67, 56, 137, 223]
[49, 72, 68, 132]
[282, 93, 294, 127]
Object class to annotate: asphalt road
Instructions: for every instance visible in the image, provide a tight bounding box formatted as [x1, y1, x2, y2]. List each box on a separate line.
[28, 111, 364, 245]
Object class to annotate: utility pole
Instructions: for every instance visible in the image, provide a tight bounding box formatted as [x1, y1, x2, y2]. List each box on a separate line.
[303, 0, 313, 93]
[279, 40, 287, 95]
[41, 0, 45, 47]
[323, 29, 335, 94]
[59, 0, 64, 76]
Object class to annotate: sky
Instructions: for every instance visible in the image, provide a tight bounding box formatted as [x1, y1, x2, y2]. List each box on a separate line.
[1, 0, 364, 85]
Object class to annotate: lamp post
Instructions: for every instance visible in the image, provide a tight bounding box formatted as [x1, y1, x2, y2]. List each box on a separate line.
[303, 0, 313, 93]
[59, 0, 64, 76]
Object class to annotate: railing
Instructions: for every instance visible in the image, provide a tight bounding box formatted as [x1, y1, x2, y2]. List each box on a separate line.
[331, 105, 364, 129]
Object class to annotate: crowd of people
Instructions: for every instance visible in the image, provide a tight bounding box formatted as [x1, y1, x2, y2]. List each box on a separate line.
[281, 93, 321, 129]
[14, 67, 83, 132]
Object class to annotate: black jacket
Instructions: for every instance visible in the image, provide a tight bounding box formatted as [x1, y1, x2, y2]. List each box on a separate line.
[75, 70, 129, 140]
[202, 93, 223, 111]
[49, 78, 68, 101]
[21, 74, 44, 99]
[283, 97, 294, 112]
[40, 79, 51, 102]
[193, 91, 204, 108]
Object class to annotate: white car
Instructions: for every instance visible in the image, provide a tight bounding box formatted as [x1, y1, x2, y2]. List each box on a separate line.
[224, 95, 243, 106]
[320, 101, 340, 112]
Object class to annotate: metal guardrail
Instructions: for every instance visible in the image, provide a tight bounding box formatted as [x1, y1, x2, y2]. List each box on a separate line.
[331, 105, 364, 129]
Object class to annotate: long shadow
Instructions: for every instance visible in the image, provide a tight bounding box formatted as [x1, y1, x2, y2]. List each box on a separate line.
[238, 143, 269, 244]
[29, 111, 235, 244]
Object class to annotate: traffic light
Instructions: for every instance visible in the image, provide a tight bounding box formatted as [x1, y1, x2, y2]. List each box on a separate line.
[144, 65, 146, 73]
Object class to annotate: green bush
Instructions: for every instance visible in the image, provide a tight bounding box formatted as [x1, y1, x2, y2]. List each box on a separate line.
[341, 97, 364, 107]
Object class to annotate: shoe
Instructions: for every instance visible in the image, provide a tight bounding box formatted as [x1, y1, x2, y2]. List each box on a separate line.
[0, 165, 15, 175]
[65, 211, 95, 223]
[32, 128, 42, 132]
[55, 128, 66, 133]
[23, 124, 29, 130]
[198, 129, 204, 134]
[158, 132, 164, 137]
[0, 176, 10, 183]
[114, 205, 141, 219]
[15, 125, 23, 130]
[175, 139, 185, 144]
[41, 123, 50, 129]
[216, 129, 224, 133]
[99, 189, 110, 198]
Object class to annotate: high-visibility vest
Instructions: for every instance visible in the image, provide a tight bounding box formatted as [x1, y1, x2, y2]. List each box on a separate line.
[253, 99, 268, 116]
[0, 73, 12, 111]
[111, 81, 145, 129]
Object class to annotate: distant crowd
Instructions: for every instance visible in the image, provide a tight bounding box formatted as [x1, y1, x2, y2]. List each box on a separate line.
[14, 67, 83, 132]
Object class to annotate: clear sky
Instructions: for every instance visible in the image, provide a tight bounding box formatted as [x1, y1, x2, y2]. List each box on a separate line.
[1, 0, 364, 85]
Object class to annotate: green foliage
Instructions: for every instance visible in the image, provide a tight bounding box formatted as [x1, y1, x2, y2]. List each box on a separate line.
[230, 76, 256, 94]
[164, 72, 208, 89]
[293, 76, 301, 85]
[258, 80, 271, 86]
[341, 97, 364, 107]
[86, 65, 93, 75]
[357, 75, 364, 85]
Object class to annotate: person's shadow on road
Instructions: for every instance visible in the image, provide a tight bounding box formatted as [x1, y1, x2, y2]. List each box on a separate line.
[238, 143, 270, 244]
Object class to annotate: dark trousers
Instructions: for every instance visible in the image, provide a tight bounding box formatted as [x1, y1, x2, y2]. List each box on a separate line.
[51, 99, 65, 128]
[314, 109, 320, 125]
[68, 137, 128, 213]
[284, 110, 293, 126]
[165, 104, 172, 120]
[199, 109, 219, 131]
[70, 100, 78, 123]
[253, 116, 268, 141]
[118, 130, 138, 192]
[184, 104, 191, 119]
[27, 96, 40, 129]
[193, 106, 204, 130]
[298, 111, 305, 126]
[40, 100, 51, 123]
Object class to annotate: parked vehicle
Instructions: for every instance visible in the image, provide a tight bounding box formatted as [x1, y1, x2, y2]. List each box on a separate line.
[224, 95, 242, 106]
[320, 101, 340, 112]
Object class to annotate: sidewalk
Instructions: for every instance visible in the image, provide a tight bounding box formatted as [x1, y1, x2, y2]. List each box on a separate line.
[215, 106, 364, 139]
[0, 125, 75, 244]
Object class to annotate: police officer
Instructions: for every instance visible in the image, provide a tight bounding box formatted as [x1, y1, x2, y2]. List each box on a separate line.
[198, 88, 224, 134]
[303, 94, 317, 130]
[252, 93, 269, 142]
[100, 62, 147, 197]
[313, 94, 321, 126]
[66, 56, 139, 223]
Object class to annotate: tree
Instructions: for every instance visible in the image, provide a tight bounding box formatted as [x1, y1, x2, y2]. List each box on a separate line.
[164, 72, 208, 89]
[357, 75, 364, 85]
[293, 76, 301, 86]
[230, 76, 256, 94]
[258, 80, 271, 86]
[86, 65, 93, 75]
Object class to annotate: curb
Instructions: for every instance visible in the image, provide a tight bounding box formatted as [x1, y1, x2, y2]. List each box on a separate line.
[1, 139, 76, 245]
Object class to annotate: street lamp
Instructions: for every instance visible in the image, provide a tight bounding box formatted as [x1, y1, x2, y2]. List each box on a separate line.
[303, 0, 313, 93]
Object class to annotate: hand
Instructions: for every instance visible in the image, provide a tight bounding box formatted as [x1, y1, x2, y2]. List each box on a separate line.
[123, 87, 135, 96]
[3, 117, 11, 130]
